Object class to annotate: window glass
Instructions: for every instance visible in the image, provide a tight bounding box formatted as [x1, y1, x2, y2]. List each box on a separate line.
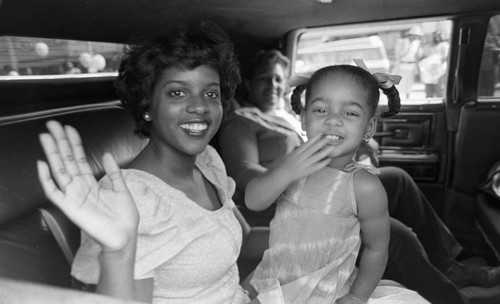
[478, 15, 500, 98]
[0, 36, 124, 78]
[294, 19, 452, 104]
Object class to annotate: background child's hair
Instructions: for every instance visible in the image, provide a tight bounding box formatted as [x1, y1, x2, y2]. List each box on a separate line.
[291, 65, 401, 118]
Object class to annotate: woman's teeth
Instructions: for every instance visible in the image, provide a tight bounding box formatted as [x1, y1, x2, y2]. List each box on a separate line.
[180, 123, 208, 134]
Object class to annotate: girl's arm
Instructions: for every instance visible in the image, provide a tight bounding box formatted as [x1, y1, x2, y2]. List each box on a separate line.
[339, 170, 390, 303]
[245, 134, 335, 211]
[218, 119, 268, 193]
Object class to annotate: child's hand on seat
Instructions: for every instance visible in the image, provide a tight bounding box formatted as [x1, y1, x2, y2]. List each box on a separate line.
[37, 120, 139, 253]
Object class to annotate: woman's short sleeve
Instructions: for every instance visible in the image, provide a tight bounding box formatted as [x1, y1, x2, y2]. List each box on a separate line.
[198, 145, 236, 206]
[71, 171, 175, 283]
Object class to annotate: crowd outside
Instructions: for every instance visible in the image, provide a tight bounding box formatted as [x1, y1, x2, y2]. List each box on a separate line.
[479, 25, 500, 96]
[416, 32, 450, 98]
[392, 26, 423, 99]
[63, 61, 82, 74]
[1, 64, 19, 76]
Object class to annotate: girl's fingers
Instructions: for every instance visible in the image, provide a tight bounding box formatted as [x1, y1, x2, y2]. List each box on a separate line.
[102, 153, 128, 192]
[308, 144, 335, 164]
[37, 160, 65, 206]
[311, 157, 332, 171]
[39, 133, 72, 190]
[65, 125, 96, 184]
[294, 134, 330, 159]
[46, 121, 81, 177]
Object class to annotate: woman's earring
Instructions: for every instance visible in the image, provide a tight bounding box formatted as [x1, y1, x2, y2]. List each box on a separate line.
[363, 135, 370, 143]
[143, 112, 152, 122]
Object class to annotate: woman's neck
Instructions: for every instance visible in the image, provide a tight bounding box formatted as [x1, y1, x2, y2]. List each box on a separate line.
[128, 141, 198, 182]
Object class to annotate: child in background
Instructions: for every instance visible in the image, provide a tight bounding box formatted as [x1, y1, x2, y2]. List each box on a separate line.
[245, 65, 427, 304]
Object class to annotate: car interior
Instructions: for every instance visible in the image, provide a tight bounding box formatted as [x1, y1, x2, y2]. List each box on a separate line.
[1, 0, 500, 303]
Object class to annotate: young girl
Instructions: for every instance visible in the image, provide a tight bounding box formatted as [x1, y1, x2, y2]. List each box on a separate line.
[245, 65, 427, 304]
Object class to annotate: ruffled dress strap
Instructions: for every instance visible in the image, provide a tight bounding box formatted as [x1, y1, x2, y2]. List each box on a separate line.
[343, 161, 378, 175]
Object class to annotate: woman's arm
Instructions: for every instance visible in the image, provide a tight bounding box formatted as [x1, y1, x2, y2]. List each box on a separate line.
[340, 171, 390, 303]
[97, 240, 155, 302]
[218, 119, 268, 193]
[37, 121, 148, 301]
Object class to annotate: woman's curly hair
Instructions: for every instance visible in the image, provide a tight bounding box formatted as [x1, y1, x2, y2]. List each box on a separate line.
[290, 65, 400, 118]
[115, 21, 241, 137]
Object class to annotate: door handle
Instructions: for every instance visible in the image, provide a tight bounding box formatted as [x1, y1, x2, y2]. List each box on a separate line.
[376, 128, 409, 139]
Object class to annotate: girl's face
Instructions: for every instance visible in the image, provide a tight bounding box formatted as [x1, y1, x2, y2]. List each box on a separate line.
[147, 64, 223, 157]
[301, 74, 376, 169]
[247, 62, 287, 112]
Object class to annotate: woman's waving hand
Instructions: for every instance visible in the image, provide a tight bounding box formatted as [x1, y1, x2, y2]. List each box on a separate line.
[37, 120, 139, 253]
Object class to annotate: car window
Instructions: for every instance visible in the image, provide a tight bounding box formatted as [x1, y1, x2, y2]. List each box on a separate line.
[0, 36, 124, 79]
[292, 19, 452, 105]
[478, 15, 500, 99]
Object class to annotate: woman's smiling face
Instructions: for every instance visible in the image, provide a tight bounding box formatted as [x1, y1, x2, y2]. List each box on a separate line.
[247, 62, 288, 113]
[147, 64, 223, 156]
[301, 74, 376, 169]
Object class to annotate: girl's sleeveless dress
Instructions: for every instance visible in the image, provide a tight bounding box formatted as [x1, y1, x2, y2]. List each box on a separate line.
[251, 163, 429, 304]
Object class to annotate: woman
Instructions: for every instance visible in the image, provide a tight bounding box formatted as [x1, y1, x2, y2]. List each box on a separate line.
[217, 49, 495, 304]
[37, 21, 269, 304]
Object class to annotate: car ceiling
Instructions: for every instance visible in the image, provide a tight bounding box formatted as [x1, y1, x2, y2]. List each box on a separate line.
[1, 0, 500, 48]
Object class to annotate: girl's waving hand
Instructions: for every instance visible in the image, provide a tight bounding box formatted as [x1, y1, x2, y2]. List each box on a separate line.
[245, 133, 335, 211]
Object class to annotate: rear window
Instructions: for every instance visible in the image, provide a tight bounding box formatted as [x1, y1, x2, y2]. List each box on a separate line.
[478, 15, 500, 98]
[292, 19, 452, 105]
[0, 36, 124, 78]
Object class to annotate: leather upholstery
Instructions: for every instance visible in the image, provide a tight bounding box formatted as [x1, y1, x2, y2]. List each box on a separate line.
[452, 101, 500, 195]
[450, 101, 500, 255]
[0, 103, 147, 287]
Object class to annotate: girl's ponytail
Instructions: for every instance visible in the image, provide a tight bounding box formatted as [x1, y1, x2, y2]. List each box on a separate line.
[291, 84, 307, 115]
[380, 85, 401, 118]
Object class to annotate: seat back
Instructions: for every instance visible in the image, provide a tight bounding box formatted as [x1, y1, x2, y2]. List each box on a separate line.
[451, 101, 500, 196]
[447, 100, 500, 256]
[0, 103, 147, 287]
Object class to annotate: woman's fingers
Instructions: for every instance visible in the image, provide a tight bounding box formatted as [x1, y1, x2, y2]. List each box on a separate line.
[65, 125, 95, 184]
[46, 121, 81, 177]
[37, 160, 65, 206]
[102, 153, 128, 192]
[39, 132, 73, 190]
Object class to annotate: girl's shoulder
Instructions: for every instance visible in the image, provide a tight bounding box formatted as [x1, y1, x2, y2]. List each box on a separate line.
[351, 165, 387, 210]
[349, 163, 385, 196]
